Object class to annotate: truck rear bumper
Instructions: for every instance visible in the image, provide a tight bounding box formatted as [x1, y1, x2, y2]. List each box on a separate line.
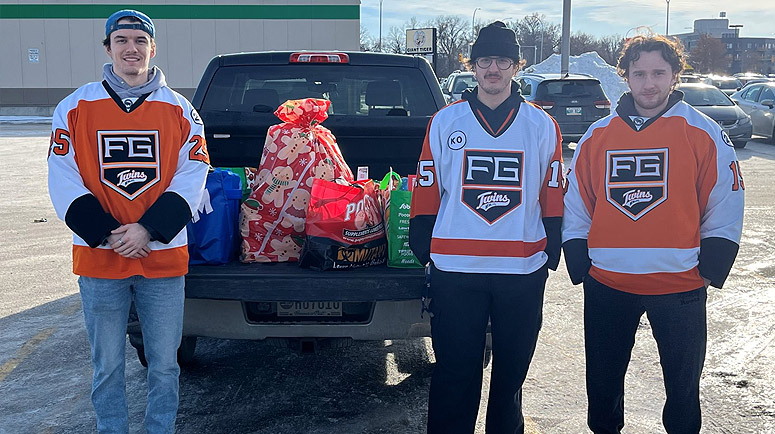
[183, 298, 431, 340]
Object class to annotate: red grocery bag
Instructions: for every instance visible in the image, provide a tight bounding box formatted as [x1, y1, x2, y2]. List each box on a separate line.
[240, 98, 354, 263]
[299, 179, 387, 270]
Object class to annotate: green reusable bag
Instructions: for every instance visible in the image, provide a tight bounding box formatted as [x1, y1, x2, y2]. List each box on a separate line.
[385, 189, 423, 268]
[222, 167, 252, 201]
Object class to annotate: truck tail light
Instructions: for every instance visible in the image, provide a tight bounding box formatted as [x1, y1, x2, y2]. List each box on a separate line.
[594, 99, 611, 109]
[289, 52, 350, 63]
[534, 100, 554, 110]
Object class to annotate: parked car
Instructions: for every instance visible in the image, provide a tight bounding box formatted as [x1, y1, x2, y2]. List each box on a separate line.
[704, 75, 743, 96]
[680, 74, 702, 83]
[734, 72, 767, 86]
[516, 72, 610, 140]
[730, 82, 775, 143]
[442, 71, 477, 103]
[678, 83, 752, 148]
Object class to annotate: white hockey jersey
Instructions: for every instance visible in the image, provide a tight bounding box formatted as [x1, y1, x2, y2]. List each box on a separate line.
[410, 97, 564, 274]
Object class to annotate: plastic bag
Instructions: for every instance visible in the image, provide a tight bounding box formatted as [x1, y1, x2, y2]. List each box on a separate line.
[299, 179, 386, 270]
[187, 168, 243, 265]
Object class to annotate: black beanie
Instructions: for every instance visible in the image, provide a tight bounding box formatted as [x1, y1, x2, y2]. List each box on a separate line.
[471, 21, 520, 61]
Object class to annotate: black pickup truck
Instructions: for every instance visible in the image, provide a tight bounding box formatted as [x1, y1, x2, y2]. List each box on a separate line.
[129, 51, 446, 363]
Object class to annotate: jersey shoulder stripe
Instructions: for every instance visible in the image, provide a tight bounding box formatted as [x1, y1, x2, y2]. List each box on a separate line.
[666, 101, 725, 143]
[55, 81, 110, 114]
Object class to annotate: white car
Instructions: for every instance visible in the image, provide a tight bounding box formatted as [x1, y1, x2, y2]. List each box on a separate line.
[442, 72, 477, 103]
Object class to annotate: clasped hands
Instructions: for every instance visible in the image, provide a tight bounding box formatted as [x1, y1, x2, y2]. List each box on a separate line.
[106, 223, 152, 259]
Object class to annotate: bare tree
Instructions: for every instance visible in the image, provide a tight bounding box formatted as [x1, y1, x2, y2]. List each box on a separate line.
[690, 34, 729, 74]
[360, 26, 375, 52]
[570, 31, 598, 56]
[427, 15, 470, 77]
[512, 14, 561, 63]
[598, 35, 625, 66]
[383, 26, 405, 54]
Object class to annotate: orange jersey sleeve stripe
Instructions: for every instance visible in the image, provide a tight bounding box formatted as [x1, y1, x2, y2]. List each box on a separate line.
[539, 120, 564, 217]
[410, 116, 441, 217]
[432, 237, 547, 258]
[73, 245, 189, 279]
[590, 266, 703, 295]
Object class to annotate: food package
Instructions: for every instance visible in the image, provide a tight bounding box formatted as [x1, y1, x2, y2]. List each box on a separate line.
[299, 179, 387, 270]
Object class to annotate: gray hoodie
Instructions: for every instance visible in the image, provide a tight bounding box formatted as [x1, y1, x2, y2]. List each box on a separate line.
[102, 63, 167, 102]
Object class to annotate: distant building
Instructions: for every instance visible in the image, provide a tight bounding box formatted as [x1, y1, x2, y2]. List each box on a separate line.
[672, 13, 775, 75]
[0, 1, 360, 110]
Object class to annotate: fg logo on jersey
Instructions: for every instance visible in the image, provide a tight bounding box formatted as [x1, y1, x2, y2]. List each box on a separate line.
[461, 150, 523, 224]
[99, 130, 160, 200]
[606, 148, 668, 221]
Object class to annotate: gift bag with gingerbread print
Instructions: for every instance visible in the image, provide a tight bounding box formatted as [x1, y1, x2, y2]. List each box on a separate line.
[240, 98, 354, 263]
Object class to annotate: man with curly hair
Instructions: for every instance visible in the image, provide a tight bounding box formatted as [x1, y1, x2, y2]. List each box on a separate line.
[562, 33, 744, 434]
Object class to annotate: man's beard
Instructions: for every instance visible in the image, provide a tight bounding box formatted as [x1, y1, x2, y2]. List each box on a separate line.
[480, 74, 509, 95]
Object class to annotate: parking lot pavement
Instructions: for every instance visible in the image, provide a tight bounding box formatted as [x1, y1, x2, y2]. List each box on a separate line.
[1, 127, 773, 433]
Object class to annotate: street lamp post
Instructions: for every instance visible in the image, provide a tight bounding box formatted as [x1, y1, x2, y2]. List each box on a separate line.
[665, 0, 670, 36]
[521, 45, 537, 66]
[472, 8, 481, 41]
[379, 0, 383, 52]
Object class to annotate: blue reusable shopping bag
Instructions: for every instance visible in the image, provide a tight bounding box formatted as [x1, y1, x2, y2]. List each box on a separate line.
[187, 168, 243, 265]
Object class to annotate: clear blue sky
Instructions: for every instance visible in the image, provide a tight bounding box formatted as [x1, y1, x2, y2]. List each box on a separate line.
[360, 0, 775, 41]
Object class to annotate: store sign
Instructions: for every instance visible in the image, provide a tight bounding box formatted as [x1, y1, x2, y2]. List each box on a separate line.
[28, 48, 39, 63]
[406, 28, 434, 54]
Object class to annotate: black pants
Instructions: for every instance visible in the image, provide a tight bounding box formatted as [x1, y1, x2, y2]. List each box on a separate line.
[584, 277, 707, 434]
[426, 264, 548, 434]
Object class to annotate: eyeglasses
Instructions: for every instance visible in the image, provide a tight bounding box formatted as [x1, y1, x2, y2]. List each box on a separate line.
[475, 57, 515, 70]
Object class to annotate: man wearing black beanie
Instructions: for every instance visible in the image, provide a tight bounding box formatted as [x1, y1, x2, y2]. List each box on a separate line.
[410, 21, 564, 434]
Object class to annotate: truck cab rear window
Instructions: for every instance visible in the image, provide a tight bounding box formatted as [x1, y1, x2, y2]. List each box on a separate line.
[201, 65, 437, 117]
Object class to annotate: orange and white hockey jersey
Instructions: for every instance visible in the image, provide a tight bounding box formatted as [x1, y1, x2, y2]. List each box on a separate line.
[48, 80, 209, 279]
[562, 92, 744, 295]
[409, 85, 564, 274]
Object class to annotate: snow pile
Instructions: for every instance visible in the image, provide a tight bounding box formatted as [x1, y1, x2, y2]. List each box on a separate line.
[526, 52, 629, 111]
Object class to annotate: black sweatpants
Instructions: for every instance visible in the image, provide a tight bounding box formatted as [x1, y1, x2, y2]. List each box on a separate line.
[584, 277, 707, 434]
[426, 263, 548, 434]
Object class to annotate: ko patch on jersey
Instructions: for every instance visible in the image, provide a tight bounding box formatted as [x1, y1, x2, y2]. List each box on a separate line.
[98, 130, 160, 200]
[461, 150, 523, 224]
[605, 148, 668, 221]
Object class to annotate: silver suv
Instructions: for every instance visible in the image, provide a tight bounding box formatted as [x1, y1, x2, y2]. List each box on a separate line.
[517, 72, 610, 141]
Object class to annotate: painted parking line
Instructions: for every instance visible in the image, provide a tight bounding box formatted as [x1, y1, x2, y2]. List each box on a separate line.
[525, 415, 543, 433]
[0, 327, 56, 383]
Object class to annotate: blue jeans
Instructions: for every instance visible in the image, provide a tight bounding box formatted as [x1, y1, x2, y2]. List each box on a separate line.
[79, 275, 185, 434]
[583, 277, 707, 434]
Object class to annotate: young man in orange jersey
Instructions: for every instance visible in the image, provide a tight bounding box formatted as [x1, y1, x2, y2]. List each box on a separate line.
[47, 9, 209, 433]
[410, 21, 564, 434]
[562, 34, 744, 434]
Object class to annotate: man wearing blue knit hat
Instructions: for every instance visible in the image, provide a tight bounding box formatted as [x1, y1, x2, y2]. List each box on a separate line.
[48, 8, 209, 434]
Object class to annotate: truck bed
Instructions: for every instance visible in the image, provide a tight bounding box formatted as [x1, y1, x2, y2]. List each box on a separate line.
[186, 263, 425, 302]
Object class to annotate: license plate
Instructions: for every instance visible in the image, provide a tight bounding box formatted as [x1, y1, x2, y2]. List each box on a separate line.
[277, 301, 342, 317]
[566, 107, 582, 116]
